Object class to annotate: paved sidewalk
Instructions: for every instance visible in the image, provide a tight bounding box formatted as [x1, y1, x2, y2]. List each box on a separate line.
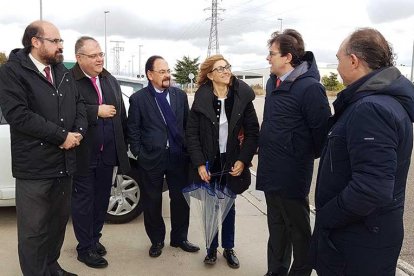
[0, 172, 412, 275]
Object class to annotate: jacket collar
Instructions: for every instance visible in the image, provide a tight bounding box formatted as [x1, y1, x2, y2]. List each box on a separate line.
[332, 69, 384, 121]
[193, 77, 253, 126]
[10, 48, 69, 87]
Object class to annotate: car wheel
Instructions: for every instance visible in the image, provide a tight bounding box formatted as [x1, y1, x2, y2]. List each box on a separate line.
[106, 168, 143, 224]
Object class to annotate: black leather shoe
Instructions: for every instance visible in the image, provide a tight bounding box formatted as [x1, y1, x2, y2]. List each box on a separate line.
[170, 240, 200, 252]
[264, 272, 278, 276]
[203, 249, 217, 265]
[51, 268, 78, 276]
[77, 249, 108, 268]
[95, 241, 107, 256]
[223, 249, 240, 269]
[149, 242, 164, 257]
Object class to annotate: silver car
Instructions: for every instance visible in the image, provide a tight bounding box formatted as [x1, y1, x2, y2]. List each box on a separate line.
[0, 78, 147, 224]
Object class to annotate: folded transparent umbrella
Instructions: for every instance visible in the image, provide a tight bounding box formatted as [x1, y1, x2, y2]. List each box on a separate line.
[182, 171, 236, 250]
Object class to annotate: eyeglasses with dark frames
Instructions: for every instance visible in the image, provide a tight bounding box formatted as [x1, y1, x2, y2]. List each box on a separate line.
[211, 64, 232, 73]
[77, 52, 105, 59]
[150, 69, 171, 75]
[36, 37, 64, 45]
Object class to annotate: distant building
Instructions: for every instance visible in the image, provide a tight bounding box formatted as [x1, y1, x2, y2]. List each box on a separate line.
[235, 64, 413, 89]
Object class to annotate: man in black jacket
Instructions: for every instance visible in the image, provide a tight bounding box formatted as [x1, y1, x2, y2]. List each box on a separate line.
[128, 55, 199, 257]
[70, 36, 130, 269]
[312, 28, 414, 275]
[257, 29, 331, 276]
[0, 21, 87, 276]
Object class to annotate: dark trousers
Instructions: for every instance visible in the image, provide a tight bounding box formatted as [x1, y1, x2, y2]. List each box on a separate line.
[16, 177, 72, 276]
[265, 192, 312, 276]
[139, 150, 189, 245]
[210, 202, 236, 250]
[71, 158, 113, 255]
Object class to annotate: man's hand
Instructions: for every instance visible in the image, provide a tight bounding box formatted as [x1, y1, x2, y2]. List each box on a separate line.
[98, 104, 116, 118]
[59, 132, 81, 150]
[74, 132, 83, 142]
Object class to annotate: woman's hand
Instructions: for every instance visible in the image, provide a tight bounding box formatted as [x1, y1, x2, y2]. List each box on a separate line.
[230, 160, 245, 176]
[198, 165, 211, 183]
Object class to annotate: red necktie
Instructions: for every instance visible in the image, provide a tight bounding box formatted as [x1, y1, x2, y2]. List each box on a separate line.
[276, 78, 281, 88]
[90, 77, 102, 105]
[44, 66, 53, 84]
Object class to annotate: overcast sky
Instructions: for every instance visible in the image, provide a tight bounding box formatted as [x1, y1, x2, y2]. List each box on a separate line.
[0, 0, 413, 75]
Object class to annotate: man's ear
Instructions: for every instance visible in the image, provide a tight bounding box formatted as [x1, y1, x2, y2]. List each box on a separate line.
[349, 54, 359, 68]
[31, 37, 41, 49]
[147, 71, 154, 81]
[285, 53, 293, 64]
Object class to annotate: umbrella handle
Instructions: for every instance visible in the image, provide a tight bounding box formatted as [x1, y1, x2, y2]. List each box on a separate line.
[206, 161, 209, 173]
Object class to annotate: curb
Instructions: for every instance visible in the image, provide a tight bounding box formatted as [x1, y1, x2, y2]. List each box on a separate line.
[398, 259, 414, 276]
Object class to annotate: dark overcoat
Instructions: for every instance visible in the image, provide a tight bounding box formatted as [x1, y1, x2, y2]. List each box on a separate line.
[186, 77, 259, 193]
[71, 63, 130, 174]
[256, 51, 331, 199]
[312, 67, 414, 275]
[0, 49, 87, 179]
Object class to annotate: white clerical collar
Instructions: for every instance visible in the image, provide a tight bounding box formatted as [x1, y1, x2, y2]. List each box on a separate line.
[154, 87, 166, 94]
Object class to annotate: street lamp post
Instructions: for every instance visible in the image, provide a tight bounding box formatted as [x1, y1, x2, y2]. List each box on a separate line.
[131, 55, 135, 77]
[411, 40, 414, 82]
[104, 11, 110, 68]
[277, 18, 283, 32]
[138, 45, 143, 78]
[40, 0, 43, 20]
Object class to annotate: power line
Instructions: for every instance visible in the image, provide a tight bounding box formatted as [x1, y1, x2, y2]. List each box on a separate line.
[110, 40, 124, 75]
[206, 0, 224, 57]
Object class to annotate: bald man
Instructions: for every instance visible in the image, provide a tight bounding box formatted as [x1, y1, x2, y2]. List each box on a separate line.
[0, 20, 87, 276]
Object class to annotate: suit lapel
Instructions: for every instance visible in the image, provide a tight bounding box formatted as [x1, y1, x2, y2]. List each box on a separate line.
[100, 77, 116, 105]
[168, 88, 177, 115]
[144, 88, 165, 123]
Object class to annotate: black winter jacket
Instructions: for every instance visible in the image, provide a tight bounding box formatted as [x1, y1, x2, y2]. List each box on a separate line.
[313, 67, 414, 257]
[256, 51, 331, 198]
[186, 77, 259, 187]
[0, 49, 87, 179]
[71, 64, 130, 175]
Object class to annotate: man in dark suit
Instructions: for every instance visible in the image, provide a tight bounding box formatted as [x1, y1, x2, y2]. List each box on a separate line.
[70, 36, 130, 268]
[0, 20, 87, 276]
[128, 55, 199, 257]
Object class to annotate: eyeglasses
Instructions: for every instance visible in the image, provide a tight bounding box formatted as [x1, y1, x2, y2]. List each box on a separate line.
[268, 51, 280, 57]
[211, 64, 232, 73]
[36, 37, 64, 45]
[77, 52, 105, 59]
[150, 69, 171, 75]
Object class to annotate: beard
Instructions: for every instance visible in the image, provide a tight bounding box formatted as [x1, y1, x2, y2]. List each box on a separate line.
[39, 46, 64, 65]
[161, 78, 170, 89]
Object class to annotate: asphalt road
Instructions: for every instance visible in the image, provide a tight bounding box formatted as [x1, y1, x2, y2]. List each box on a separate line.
[250, 95, 414, 266]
